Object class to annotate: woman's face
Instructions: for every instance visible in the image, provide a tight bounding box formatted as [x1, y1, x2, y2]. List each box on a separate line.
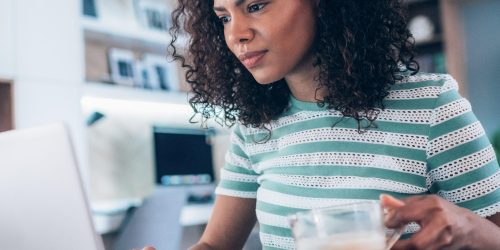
[213, 0, 319, 84]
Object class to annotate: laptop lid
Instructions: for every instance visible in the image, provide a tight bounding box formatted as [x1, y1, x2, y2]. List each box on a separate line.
[0, 123, 104, 250]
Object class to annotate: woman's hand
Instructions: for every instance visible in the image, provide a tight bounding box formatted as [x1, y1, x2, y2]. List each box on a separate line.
[380, 194, 500, 250]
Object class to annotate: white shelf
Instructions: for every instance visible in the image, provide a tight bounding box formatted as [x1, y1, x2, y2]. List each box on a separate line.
[180, 203, 214, 226]
[91, 198, 143, 235]
[83, 81, 190, 105]
[82, 16, 188, 50]
[81, 82, 230, 131]
[92, 201, 214, 234]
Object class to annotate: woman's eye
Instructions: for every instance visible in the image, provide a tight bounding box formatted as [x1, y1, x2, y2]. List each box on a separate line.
[248, 3, 267, 13]
[219, 16, 231, 24]
[218, 2, 266, 25]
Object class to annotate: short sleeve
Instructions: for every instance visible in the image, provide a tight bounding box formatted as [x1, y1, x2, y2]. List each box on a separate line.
[426, 75, 500, 217]
[215, 123, 260, 199]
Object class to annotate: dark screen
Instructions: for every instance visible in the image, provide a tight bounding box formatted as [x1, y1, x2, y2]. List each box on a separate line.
[153, 127, 214, 185]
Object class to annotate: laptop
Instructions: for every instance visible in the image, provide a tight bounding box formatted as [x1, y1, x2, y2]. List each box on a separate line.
[0, 123, 105, 250]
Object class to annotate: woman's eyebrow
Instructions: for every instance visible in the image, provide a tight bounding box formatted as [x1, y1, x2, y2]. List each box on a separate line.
[213, 0, 246, 12]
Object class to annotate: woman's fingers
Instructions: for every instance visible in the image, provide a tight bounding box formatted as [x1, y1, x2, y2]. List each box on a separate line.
[380, 194, 405, 209]
[384, 195, 447, 228]
[380, 194, 406, 228]
[405, 216, 453, 250]
[387, 195, 464, 250]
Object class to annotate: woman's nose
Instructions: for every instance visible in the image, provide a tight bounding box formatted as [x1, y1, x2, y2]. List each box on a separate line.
[227, 16, 254, 45]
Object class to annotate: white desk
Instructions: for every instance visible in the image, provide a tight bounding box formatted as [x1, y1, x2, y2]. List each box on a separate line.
[92, 198, 142, 234]
[92, 190, 214, 234]
[180, 203, 214, 227]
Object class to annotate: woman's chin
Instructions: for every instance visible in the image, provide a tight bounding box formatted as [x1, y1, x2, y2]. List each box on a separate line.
[254, 79, 276, 85]
[250, 71, 283, 85]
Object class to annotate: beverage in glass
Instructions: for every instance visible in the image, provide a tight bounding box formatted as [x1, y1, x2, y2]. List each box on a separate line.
[288, 201, 404, 250]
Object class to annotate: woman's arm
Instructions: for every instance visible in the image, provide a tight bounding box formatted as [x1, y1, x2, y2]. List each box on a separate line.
[189, 195, 257, 250]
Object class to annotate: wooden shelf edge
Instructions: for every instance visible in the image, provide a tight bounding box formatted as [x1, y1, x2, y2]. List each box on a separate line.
[0, 80, 14, 132]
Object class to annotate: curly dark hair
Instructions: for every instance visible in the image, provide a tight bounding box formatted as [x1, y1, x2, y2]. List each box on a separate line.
[168, 0, 419, 131]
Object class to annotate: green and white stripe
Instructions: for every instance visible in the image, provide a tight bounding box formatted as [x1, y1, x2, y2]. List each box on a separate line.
[215, 73, 500, 250]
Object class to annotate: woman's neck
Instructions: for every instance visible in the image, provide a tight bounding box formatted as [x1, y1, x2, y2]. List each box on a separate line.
[284, 54, 326, 102]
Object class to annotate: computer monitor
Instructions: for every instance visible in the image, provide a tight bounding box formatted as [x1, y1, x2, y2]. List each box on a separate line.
[153, 126, 215, 186]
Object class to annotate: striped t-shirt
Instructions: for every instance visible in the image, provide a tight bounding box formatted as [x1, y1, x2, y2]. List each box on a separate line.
[214, 73, 500, 250]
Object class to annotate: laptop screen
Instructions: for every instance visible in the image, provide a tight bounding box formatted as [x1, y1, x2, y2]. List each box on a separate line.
[0, 123, 104, 250]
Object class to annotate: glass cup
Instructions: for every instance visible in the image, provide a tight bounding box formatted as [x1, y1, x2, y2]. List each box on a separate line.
[288, 200, 405, 250]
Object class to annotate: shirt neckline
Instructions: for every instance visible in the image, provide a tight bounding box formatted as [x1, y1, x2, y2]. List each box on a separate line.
[289, 95, 329, 111]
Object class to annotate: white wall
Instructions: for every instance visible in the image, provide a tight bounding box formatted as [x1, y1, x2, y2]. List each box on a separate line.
[1, 0, 88, 184]
[461, 0, 500, 135]
[0, 0, 15, 79]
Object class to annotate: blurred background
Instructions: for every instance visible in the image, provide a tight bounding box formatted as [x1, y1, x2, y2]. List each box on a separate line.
[0, 0, 499, 249]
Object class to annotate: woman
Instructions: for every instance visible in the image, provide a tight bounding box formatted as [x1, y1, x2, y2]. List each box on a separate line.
[162, 0, 500, 249]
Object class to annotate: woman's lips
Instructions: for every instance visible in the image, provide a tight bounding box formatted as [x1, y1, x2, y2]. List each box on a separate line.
[239, 50, 267, 69]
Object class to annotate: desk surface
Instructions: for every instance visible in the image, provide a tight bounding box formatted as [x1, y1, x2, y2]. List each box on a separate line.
[92, 186, 215, 234]
[112, 187, 187, 250]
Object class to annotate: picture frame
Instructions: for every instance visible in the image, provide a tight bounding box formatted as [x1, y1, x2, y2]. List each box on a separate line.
[134, 60, 158, 90]
[82, 0, 98, 17]
[108, 48, 136, 87]
[134, 0, 171, 32]
[142, 53, 179, 91]
[97, 0, 137, 28]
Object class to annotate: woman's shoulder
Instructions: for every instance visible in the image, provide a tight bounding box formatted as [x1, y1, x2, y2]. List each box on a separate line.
[388, 72, 459, 100]
[229, 122, 263, 141]
[395, 72, 455, 84]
